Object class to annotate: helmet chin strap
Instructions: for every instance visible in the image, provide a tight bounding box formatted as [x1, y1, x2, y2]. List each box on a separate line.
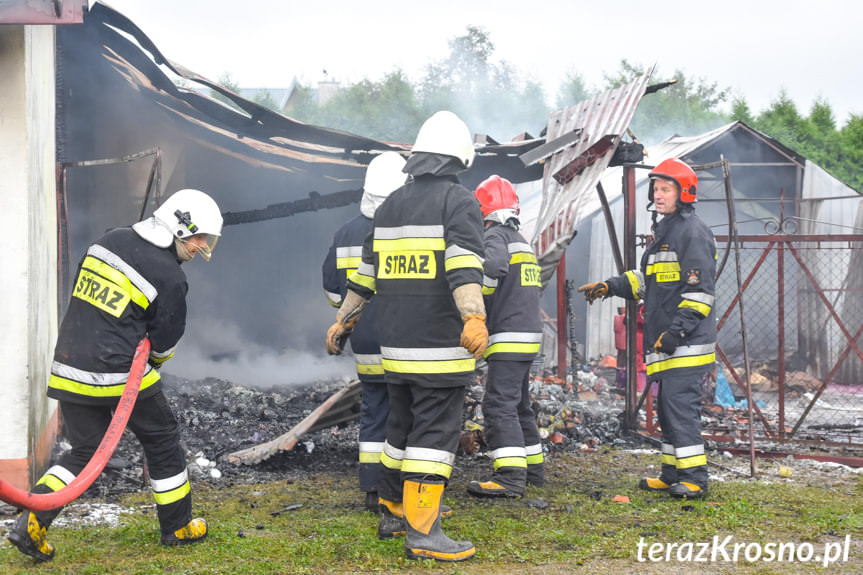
[174, 238, 195, 262]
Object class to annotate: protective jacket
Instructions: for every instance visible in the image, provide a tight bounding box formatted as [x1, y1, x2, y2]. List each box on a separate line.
[48, 227, 187, 405]
[322, 214, 384, 381]
[481, 223, 542, 361]
[347, 162, 484, 388]
[607, 209, 716, 378]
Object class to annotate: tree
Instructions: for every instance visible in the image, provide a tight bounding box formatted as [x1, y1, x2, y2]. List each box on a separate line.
[209, 72, 242, 111]
[556, 72, 594, 108]
[252, 89, 282, 113]
[418, 26, 549, 140]
[603, 60, 731, 145]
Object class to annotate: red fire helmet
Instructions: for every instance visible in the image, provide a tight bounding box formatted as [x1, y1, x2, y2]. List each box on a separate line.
[648, 158, 697, 204]
[474, 175, 519, 219]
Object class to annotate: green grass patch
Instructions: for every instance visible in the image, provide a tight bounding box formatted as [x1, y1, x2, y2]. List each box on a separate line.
[2, 450, 862, 574]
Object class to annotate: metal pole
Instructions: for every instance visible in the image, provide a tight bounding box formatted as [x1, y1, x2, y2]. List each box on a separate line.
[623, 166, 638, 429]
[557, 255, 568, 381]
[723, 156, 757, 477]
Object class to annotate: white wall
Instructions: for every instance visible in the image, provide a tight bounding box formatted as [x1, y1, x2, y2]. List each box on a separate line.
[0, 24, 58, 477]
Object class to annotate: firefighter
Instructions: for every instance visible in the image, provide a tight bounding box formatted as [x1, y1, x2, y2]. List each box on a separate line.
[326, 110, 486, 562]
[578, 158, 716, 499]
[322, 151, 407, 512]
[466, 175, 545, 499]
[7, 189, 222, 561]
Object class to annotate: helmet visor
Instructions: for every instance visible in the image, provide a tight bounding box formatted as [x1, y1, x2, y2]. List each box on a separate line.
[197, 234, 219, 261]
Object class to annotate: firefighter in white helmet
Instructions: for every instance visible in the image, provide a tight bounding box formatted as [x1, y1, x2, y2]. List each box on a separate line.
[8, 189, 222, 561]
[466, 175, 545, 499]
[322, 151, 408, 512]
[579, 158, 716, 499]
[326, 111, 486, 562]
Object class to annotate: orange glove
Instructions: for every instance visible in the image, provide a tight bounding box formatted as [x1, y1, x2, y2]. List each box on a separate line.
[577, 281, 609, 304]
[461, 314, 488, 359]
[325, 315, 360, 355]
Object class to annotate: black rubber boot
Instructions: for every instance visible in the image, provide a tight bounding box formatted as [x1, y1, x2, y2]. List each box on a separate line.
[160, 518, 208, 546]
[466, 479, 522, 498]
[669, 482, 706, 499]
[403, 479, 475, 562]
[377, 498, 406, 539]
[7, 511, 55, 562]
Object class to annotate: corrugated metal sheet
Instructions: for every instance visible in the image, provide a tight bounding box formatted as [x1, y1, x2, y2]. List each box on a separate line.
[530, 69, 653, 282]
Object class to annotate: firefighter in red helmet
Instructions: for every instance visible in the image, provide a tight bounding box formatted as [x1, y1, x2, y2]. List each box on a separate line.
[466, 175, 545, 499]
[579, 158, 716, 499]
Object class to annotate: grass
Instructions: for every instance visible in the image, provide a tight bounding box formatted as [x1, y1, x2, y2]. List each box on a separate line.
[2, 449, 863, 574]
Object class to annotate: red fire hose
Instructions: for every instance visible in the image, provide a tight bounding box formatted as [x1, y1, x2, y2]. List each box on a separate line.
[0, 338, 150, 511]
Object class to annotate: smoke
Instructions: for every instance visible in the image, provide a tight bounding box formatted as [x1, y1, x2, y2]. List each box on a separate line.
[162, 317, 356, 388]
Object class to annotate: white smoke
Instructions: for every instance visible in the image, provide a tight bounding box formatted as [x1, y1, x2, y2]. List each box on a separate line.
[162, 317, 356, 388]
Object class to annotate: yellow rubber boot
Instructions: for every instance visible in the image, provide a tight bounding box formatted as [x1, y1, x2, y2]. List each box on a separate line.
[403, 479, 474, 562]
[7, 511, 55, 562]
[638, 477, 672, 492]
[160, 518, 208, 546]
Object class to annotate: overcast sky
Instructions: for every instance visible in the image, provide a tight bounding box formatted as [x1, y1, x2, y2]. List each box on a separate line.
[100, 0, 860, 128]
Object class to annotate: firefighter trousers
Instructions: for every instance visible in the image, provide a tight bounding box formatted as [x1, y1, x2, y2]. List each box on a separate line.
[377, 381, 465, 502]
[31, 392, 192, 534]
[358, 378, 389, 493]
[483, 359, 543, 492]
[656, 368, 710, 488]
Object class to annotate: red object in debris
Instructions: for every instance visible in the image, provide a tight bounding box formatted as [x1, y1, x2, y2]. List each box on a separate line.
[599, 355, 617, 368]
[612, 495, 631, 504]
[549, 432, 565, 444]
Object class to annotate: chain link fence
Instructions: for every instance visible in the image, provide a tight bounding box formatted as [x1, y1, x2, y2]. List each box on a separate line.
[692, 233, 863, 450]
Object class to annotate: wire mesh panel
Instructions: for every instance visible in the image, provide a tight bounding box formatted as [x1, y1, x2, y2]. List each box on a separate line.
[706, 234, 863, 447]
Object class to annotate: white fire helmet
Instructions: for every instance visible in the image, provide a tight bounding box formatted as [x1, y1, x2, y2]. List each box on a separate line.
[410, 110, 475, 168]
[360, 151, 407, 218]
[133, 188, 223, 261]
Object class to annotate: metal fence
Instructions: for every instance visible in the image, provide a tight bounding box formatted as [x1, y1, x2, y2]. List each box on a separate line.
[641, 233, 863, 455]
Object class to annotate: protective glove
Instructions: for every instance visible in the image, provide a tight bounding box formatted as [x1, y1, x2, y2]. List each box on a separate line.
[325, 314, 360, 355]
[653, 330, 682, 355]
[577, 281, 609, 304]
[461, 313, 489, 359]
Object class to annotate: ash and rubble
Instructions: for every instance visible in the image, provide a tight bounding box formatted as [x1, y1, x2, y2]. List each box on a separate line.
[6, 358, 863, 511]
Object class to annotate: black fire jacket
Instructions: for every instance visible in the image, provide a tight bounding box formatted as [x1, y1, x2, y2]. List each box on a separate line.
[347, 156, 485, 387]
[322, 213, 384, 382]
[607, 209, 717, 378]
[481, 222, 542, 362]
[49, 227, 187, 405]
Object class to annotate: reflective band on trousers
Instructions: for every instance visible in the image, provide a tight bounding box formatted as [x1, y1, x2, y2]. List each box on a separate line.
[491, 446, 527, 469]
[359, 441, 384, 463]
[525, 443, 544, 465]
[380, 441, 404, 471]
[36, 465, 77, 492]
[401, 446, 456, 478]
[151, 468, 190, 505]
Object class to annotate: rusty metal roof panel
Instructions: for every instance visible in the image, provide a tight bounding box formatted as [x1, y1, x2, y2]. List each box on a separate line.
[530, 70, 653, 281]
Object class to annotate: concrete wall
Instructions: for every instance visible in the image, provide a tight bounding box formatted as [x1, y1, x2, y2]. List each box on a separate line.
[0, 24, 59, 489]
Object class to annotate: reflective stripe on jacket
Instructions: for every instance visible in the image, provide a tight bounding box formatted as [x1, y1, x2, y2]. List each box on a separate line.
[49, 227, 188, 405]
[608, 210, 717, 377]
[347, 172, 484, 387]
[481, 223, 542, 361]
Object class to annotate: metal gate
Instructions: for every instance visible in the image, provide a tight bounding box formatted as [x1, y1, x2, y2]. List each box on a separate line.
[641, 231, 863, 458]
